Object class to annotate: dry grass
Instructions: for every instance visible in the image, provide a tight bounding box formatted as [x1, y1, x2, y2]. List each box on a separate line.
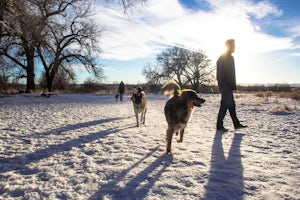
[254, 89, 300, 101]
[234, 94, 246, 99]
[278, 89, 300, 101]
[271, 103, 298, 112]
[254, 91, 273, 98]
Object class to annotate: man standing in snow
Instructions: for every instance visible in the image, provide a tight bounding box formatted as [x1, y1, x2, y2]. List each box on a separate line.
[216, 39, 247, 132]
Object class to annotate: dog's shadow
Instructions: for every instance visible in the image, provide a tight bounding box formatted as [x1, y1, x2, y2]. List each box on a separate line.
[204, 132, 245, 199]
[89, 146, 173, 200]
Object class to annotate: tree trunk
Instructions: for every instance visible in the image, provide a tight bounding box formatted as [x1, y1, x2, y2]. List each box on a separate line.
[44, 69, 52, 92]
[46, 75, 53, 92]
[25, 54, 35, 93]
[47, 63, 60, 92]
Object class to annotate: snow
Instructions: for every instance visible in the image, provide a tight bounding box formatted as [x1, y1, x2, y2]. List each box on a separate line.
[0, 93, 299, 199]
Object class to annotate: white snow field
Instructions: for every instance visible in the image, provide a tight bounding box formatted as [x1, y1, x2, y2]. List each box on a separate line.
[0, 93, 299, 200]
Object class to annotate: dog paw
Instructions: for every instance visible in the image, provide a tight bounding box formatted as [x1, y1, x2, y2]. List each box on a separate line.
[176, 139, 183, 143]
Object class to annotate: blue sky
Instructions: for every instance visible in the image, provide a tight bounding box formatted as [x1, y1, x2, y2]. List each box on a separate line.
[78, 0, 300, 85]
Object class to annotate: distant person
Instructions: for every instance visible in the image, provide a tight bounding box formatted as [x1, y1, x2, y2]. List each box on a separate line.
[118, 81, 125, 101]
[216, 39, 247, 132]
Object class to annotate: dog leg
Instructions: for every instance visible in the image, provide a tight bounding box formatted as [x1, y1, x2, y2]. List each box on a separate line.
[177, 129, 184, 143]
[144, 110, 147, 124]
[140, 111, 145, 124]
[166, 128, 173, 154]
[142, 109, 147, 124]
[135, 112, 139, 127]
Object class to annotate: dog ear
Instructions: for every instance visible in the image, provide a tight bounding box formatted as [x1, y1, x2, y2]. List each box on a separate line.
[131, 94, 136, 101]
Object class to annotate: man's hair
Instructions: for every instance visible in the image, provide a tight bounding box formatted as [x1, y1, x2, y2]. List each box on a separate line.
[225, 39, 235, 47]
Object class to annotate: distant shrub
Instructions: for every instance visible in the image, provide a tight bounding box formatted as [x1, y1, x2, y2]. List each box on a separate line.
[234, 94, 246, 99]
[254, 88, 300, 101]
[254, 91, 273, 98]
[238, 84, 292, 92]
[254, 91, 264, 98]
[290, 89, 300, 100]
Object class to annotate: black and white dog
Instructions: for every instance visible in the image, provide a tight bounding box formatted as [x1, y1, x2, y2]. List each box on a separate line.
[115, 94, 119, 101]
[131, 87, 147, 127]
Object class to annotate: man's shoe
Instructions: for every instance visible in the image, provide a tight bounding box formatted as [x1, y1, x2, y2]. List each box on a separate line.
[217, 127, 229, 132]
[235, 124, 247, 129]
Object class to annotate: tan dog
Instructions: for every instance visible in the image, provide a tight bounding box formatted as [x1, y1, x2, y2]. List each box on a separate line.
[131, 87, 148, 127]
[162, 80, 205, 154]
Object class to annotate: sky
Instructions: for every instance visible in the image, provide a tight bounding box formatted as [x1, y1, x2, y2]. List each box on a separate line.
[78, 0, 300, 85]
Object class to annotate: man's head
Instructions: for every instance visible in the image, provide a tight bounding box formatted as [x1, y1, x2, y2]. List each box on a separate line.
[225, 39, 235, 53]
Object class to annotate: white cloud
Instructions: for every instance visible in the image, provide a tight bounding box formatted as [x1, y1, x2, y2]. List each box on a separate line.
[206, 0, 282, 19]
[247, 0, 282, 19]
[291, 53, 300, 57]
[94, 0, 292, 61]
[289, 24, 300, 37]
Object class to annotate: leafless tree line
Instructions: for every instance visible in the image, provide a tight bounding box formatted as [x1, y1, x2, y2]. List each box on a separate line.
[1, 0, 213, 94]
[143, 46, 215, 92]
[0, 0, 147, 93]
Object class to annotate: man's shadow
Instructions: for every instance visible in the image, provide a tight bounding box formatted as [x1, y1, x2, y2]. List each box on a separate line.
[204, 132, 245, 199]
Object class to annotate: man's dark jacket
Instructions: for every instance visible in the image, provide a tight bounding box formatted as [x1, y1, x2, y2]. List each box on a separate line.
[118, 82, 125, 94]
[216, 52, 237, 91]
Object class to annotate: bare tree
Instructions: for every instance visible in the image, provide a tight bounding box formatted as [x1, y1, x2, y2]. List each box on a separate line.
[143, 63, 165, 85]
[106, 0, 147, 12]
[39, 67, 76, 91]
[0, 0, 148, 92]
[157, 46, 189, 87]
[143, 46, 214, 91]
[183, 50, 215, 91]
[0, 0, 103, 92]
[36, 0, 103, 92]
[0, 0, 48, 92]
[0, 0, 13, 38]
[0, 55, 16, 90]
[38, 0, 148, 91]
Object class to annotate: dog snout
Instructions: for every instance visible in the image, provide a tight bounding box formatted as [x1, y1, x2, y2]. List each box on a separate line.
[193, 97, 205, 107]
[199, 98, 205, 103]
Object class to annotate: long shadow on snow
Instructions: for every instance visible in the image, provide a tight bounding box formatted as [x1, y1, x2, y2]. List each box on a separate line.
[204, 132, 245, 200]
[28, 118, 121, 138]
[89, 146, 173, 200]
[0, 117, 126, 174]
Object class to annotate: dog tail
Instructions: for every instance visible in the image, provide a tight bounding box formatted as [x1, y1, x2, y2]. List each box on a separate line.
[161, 79, 181, 96]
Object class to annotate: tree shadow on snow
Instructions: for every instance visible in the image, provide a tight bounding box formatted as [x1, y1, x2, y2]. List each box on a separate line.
[89, 146, 173, 200]
[204, 132, 245, 200]
[29, 118, 125, 138]
[0, 117, 126, 175]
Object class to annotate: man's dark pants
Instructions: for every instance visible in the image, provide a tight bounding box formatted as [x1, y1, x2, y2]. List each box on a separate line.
[119, 92, 124, 101]
[217, 88, 240, 129]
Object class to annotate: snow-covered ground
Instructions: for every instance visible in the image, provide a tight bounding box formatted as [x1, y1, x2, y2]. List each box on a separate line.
[0, 93, 299, 199]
